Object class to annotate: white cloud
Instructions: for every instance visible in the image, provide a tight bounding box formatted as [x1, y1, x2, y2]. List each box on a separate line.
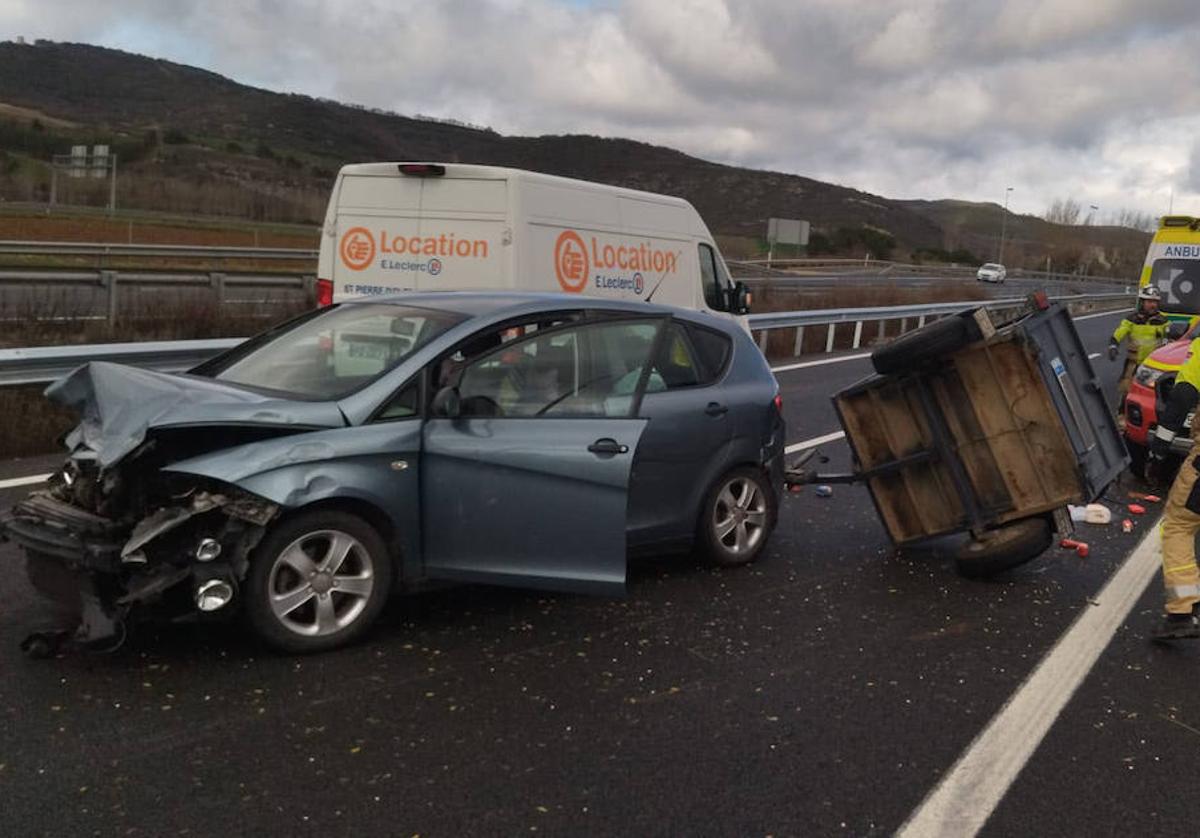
[4, 0, 1200, 218]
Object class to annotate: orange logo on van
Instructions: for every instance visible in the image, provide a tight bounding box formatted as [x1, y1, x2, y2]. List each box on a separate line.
[340, 227, 375, 271]
[554, 230, 589, 293]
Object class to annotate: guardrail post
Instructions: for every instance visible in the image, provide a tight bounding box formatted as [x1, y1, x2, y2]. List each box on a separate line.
[210, 272, 226, 306]
[792, 326, 805, 357]
[302, 274, 316, 302]
[852, 321, 863, 349]
[917, 315, 926, 329]
[877, 320, 886, 341]
[825, 323, 836, 353]
[101, 270, 118, 324]
[899, 318, 907, 334]
[757, 330, 769, 354]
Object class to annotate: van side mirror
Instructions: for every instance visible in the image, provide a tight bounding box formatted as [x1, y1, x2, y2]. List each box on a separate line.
[431, 386, 461, 418]
[1168, 321, 1188, 341]
[732, 281, 752, 315]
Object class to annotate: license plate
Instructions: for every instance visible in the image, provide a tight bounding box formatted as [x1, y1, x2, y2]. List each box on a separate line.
[345, 340, 388, 361]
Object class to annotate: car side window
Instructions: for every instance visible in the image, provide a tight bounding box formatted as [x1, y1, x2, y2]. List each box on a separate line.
[686, 324, 732, 383]
[698, 244, 723, 310]
[647, 322, 731, 390]
[375, 378, 421, 421]
[452, 319, 662, 418]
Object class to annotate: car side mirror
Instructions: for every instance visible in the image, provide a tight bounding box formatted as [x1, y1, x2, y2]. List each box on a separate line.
[1168, 321, 1188, 341]
[431, 386, 461, 418]
[732, 281, 752, 315]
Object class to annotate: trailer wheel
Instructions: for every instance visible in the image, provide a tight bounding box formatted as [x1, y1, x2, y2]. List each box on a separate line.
[870, 312, 983, 375]
[954, 516, 1053, 579]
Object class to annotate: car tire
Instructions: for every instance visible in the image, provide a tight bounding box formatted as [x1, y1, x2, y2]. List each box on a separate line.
[244, 509, 393, 653]
[698, 467, 776, 567]
[954, 516, 1053, 579]
[870, 312, 984, 375]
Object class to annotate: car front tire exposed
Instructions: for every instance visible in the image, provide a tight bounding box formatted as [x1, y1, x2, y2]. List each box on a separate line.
[699, 467, 776, 567]
[244, 509, 393, 653]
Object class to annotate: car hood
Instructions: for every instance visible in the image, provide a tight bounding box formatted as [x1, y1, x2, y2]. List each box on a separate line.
[47, 362, 346, 469]
[1145, 338, 1192, 372]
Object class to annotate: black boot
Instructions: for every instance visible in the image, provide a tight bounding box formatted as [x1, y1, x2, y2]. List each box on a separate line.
[1152, 608, 1200, 641]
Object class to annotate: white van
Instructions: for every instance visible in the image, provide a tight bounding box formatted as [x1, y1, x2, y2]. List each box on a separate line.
[315, 163, 750, 320]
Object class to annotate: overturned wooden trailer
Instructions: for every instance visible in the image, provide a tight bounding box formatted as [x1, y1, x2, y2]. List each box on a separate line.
[790, 298, 1128, 576]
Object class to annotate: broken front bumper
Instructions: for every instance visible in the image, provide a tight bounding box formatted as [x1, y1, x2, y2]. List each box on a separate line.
[2, 486, 279, 652]
[3, 493, 127, 571]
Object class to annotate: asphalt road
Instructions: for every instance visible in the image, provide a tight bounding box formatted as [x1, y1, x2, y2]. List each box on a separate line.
[0, 308, 1186, 837]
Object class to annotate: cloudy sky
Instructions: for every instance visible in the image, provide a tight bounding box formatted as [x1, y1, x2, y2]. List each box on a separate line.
[5, 0, 1200, 219]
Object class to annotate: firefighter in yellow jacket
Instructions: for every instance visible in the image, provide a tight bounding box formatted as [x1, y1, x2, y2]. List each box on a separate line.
[1109, 286, 1168, 401]
[1148, 337, 1200, 639]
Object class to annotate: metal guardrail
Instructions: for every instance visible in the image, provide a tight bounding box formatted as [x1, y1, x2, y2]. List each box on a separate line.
[747, 291, 1133, 356]
[0, 338, 242, 387]
[0, 291, 1135, 388]
[0, 240, 318, 260]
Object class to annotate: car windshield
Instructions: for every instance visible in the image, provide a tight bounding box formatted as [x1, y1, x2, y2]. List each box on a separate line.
[981, 263, 1002, 270]
[207, 303, 466, 399]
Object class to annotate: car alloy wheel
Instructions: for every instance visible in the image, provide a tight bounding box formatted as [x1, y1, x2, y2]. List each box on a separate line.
[712, 475, 768, 556]
[267, 529, 376, 638]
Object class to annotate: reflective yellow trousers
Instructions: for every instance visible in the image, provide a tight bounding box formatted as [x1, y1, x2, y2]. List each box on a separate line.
[1161, 454, 1200, 614]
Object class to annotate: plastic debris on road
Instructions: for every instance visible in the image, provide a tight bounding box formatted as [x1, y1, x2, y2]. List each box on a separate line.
[1129, 491, 1161, 503]
[1060, 538, 1090, 557]
[815, 485, 833, 498]
[1122, 519, 1134, 533]
[1128, 503, 1147, 516]
[1067, 503, 1112, 524]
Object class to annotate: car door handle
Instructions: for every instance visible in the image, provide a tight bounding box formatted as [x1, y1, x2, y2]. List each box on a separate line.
[588, 438, 629, 455]
[705, 402, 729, 417]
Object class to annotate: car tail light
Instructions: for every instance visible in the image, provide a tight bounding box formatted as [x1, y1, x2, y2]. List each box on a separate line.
[316, 278, 333, 307]
[398, 163, 446, 177]
[773, 393, 783, 415]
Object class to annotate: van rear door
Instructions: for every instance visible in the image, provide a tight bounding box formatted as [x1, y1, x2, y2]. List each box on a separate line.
[330, 171, 509, 301]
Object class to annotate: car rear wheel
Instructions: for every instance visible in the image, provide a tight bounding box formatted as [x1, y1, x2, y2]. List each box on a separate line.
[245, 510, 393, 653]
[698, 467, 776, 567]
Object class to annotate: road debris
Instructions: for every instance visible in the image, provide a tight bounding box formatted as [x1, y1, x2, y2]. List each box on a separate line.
[1060, 538, 1090, 558]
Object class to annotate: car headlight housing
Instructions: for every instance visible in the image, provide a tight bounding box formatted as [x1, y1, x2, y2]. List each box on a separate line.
[1134, 365, 1167, 388]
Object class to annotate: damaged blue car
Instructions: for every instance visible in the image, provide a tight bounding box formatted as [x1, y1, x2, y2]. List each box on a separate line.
[3, 293, 785, 654]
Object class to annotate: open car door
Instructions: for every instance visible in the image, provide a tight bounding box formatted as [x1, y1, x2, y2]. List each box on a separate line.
[420, 316, 662, 595]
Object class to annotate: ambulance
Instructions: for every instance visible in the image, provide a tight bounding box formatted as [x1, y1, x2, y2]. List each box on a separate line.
[315, 163, 751, 321]
[1122, 216, 1200, 471]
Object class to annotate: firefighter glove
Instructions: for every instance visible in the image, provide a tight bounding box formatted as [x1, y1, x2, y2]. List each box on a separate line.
[1108, 341, 1119, 361]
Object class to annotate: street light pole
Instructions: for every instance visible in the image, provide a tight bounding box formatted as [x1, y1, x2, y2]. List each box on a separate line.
[997, 187, 1013, 264]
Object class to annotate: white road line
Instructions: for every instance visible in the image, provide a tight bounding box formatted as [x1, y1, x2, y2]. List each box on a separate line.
[785, 431, 845, 454]
[0, 473, 51, 490]
[897, 521, 1164, 838]
[771, 353, 871, 374]
[1088, 352, 1101, 359]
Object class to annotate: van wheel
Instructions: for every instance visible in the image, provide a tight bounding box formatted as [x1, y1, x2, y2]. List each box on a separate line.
[244, 510, 393, 653]
[954, 517, 1053, 579]
[870, 312, 984, 375]
[698, 467, 776, 567]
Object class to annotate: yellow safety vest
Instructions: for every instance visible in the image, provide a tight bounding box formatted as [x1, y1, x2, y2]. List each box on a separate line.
[1112, 313, 1168, 363]
[1176, 338, 1200, 391]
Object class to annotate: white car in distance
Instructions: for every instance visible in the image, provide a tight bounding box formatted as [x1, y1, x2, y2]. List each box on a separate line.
[976, 263, 1007, 283]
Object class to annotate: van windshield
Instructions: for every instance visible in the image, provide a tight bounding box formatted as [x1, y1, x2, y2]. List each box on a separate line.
[1150, 259, 1200, 314]
[204, 303, 466, 399]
